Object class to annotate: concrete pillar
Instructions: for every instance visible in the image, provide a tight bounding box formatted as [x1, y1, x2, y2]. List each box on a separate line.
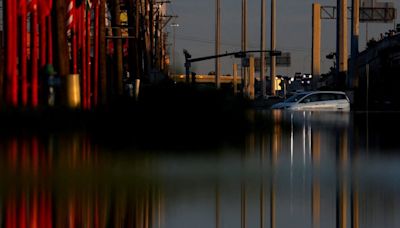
[336, 0, 348, 88]
[270, 0, 276, 96]
[312, 3, 321, 90]
[260, 0, 267, 98]
[350, 0, 360, 88]
[249, 56, 255, 100]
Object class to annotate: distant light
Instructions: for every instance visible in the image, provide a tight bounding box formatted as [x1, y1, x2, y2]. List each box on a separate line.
[307, 81, 310, 84]
[290, 78, 295, 82]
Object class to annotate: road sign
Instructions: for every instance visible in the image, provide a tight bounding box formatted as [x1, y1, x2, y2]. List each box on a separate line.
[255, 53, 291, 72]
[320, 2, 396, 22]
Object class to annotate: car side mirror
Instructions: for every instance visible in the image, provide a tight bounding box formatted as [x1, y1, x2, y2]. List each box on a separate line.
[304, 99, 311, 103]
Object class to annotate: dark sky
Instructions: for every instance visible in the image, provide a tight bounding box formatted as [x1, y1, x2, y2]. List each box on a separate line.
[167, 0, 399, 77]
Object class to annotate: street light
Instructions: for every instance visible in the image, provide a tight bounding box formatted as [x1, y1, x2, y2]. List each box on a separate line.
[170, 23, 179, 78]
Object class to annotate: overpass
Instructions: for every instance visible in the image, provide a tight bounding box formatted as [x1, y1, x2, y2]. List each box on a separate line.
[172, 74, 243, 85]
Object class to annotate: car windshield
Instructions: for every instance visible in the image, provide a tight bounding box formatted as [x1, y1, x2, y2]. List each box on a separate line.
[285, 93, 308, 103]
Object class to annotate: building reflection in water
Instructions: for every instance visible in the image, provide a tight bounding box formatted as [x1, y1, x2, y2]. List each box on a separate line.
[0, 133, 163, 228]
[1, 112, 400, 227]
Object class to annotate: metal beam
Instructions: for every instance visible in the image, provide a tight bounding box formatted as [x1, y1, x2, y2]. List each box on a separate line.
[187, 50, 281, 63]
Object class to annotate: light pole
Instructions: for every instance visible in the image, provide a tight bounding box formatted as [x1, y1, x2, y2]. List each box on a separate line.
[171, 23, 179, 77]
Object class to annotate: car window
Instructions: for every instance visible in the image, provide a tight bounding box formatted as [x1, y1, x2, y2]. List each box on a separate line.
[285, 93, 307, 103]
[319, 93, 336, 101]
[300, 94, 319, 103]
[335, 94, 347, 100]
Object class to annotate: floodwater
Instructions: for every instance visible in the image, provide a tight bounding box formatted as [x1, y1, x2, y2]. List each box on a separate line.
[1, 111, 400, 228]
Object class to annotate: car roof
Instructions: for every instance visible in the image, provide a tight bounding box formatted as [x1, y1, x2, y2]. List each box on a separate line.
[295, 91, 347, 95]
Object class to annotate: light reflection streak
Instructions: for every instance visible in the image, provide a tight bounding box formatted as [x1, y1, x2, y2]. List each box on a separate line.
[0, 111, 398, 227]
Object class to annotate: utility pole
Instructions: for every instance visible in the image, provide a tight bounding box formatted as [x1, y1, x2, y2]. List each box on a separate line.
[336, 0, 348, 89]
[270, 0, 276, 96]
[215, 0, 221, 89]
[260, 0, 266, 98]
[242, 0, 247, 52]
[350, 0, 360, 88]
[312, 3, 321, 90]
[171, 23, 179, 77]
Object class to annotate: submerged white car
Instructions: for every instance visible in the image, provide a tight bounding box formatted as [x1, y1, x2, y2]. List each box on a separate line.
[271, 91, 350, 111]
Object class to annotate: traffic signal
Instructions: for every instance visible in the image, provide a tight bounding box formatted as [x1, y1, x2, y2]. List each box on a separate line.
[275, 78, 282, 91]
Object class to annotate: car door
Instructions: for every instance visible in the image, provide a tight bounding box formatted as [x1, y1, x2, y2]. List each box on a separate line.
[318, 93, 337, 110]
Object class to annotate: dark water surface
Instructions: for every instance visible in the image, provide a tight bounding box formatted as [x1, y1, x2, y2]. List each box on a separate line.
[1, 111, 400, 228]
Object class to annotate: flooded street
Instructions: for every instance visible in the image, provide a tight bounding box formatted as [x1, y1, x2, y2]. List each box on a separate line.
[1, 111, 400, 228]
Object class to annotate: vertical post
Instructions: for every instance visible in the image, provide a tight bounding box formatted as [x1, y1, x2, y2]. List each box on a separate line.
[5, 0, 18, 107]
[260, 0, 266, 98]
[215, 0, 221, 89]
[233, 63, 238, 94]
[82, 7, 87, 109]
[112, 0, 123, 95]
[72, 1, 78, 74]
[39, 14, 47, 68]
[20, 0, 28, 107]
[0, 30, 3, 105]
[173, 25, 176, 76]
[94, 2, 99, 106]
[366, 63, 369, 111]
[312, 3, 321, 90]
[31, 3, 39, 107]
[87, 7, 92, 109]
[150, 0, 155, 70]
[350, 0, 360, 88]
[185, 62, 190, 84]
[99, 0, 107, 104]
[270, 0, 276, 96]
[336, 0, 348, 89]
[242, 0, 247, 52]
[242, 0, 247, 94]
[47, 16, 53, 64]
[249, 56, 255, 100]
[171, 23, 179, 77]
